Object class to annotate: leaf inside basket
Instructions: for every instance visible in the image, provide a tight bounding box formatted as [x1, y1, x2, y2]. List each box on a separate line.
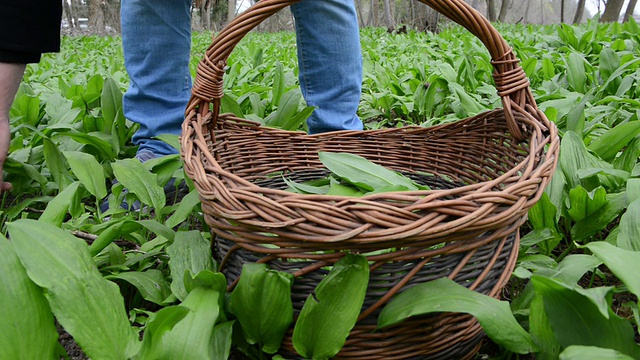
[284, 152, 429, 196]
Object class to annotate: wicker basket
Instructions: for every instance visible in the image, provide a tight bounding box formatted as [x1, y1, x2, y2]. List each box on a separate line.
[180, 0, 559, 359]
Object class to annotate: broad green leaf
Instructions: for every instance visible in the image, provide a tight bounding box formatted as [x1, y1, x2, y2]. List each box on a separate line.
[272, 61, 285, 107]
[110, 270, 172, 305]
[229, 263, 294, 354]
[44, 92, 82, 125]
[529, 193, 558, 230]
[89, 221, 123, 257]
[220, 94, 244, 117]
[617, 199, 640, 251]
[136, 306, 190, 360]
[53, 131, 116, 160]
[165, 190, 201, 228]
[613, 136, 640, 172]
[210, 321, 235, 360]
[293, 254, 370, 359]
[587, 122, 640, 162]
[531, 275, 640, 358]
[167, 231, 216, 301]
[154, 134, 181, 154]
[378, 277, 537, 354]
[8, 220, 139, 359]
[112, 158, 166, 214]
[154, 285, 226, 359]
[560, 131, 612, 190]
[137, 219, 175, 242]
[566, 52, 587, 93]
[0, 235, 58, 360]
[265, 89, 307, 131]
[566, 95, 587, 136]
[39, 181, 81, 227]
[63, 151, 107, 200]
[567, 186, 607, 222]
[326, 182, 368, 196]
[101, 77, 124, 127]
[318, 152, 423, 192]
[560, 345, 635, 360]
[530, 294, 562, 360]
[571, 192, 627, 242]
[283, 176, 330, 195]
[627, 178, 640, 203]
[43, 138, 73, 190]
[554, 254, 602, 286]
[599, 48, 621, 82]
[584, 242, 640, 299]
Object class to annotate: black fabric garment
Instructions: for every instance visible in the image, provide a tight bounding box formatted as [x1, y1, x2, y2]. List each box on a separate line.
[0, 0, 62, 63]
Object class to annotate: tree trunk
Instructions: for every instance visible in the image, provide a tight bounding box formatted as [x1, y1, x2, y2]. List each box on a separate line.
[355, 0, 365, 27]
[623, 0, 638, 21]
[523, 0, 532, 23]
[201, 0, 212, 30]
[572, 0, 586, 24]
[560, 0, 565, 22]
[88, 0, 105, 32]
[227, 0, 236, 23]
[497, 0, 509, 22]
[382, 0, 395, 29]
[62, 0, 75, 28]
[600, 0, 625, 22]
[486, 0, 497, 21]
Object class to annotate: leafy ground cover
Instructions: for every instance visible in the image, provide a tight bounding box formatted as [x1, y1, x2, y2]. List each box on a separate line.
[2, 19, 640, 359]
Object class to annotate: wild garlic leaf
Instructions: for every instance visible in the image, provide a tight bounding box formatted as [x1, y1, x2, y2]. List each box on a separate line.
[318, 152, 429, 192]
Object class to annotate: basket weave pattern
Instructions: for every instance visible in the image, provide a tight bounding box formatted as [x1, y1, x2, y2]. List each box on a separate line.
[180, 0, 559, 358]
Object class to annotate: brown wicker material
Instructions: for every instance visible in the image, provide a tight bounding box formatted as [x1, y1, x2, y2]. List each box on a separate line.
[180, 0, 559, 359]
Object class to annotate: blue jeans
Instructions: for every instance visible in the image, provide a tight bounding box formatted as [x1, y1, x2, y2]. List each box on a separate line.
[121, 0, 363, 156]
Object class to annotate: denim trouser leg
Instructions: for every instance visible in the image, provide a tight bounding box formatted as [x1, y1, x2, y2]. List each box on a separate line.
[121, 0, 192, 156]
[292, 0, 363, 134]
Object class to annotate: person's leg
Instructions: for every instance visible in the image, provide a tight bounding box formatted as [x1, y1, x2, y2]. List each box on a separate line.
[0, 62, 26, 192]
[121, 0, 192, 157]
[291, 0, 363, 134]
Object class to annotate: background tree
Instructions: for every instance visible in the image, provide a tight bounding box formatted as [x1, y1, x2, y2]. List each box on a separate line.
[623, 0, 639, 21]
[600, 0, 625, 22]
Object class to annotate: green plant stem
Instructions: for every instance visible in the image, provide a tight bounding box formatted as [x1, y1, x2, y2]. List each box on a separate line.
[555, 241, 576, 263]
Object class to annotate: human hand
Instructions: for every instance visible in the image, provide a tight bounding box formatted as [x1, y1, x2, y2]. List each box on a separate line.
[0, 119, 12, 192]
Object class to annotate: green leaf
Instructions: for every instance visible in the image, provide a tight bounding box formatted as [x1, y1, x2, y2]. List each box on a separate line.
[318, 152, 423, 192]
[531, 275, 640, 358]
[39, 181, 82, 227]
[63, 151, 107, 200]
[101, 77, 125, 127]
[560, 345, 635, 360]
[154, 134, 181, 154]
[272, 61, 285, 107]
[571, 192, 627, 242]
[137, 219, 175, 242]
[0, 235, 58, 360]
[587, 122, 640, 162]
[167, 231, 216, 302]
[265, 89, 307, 131]
[560, 131, 612, 190]
[377, 277, 537, 354]
[165, 190, 201, 228]
[110, 270, 172, 305]
[584, 242, 640, 299]
[326, 182, 367, 197]
[88, 221, 123, 257]
[566, 52, 587, 93]
[229, 263, 294, 354]
[283, 176, 330, 195]
[617, 198, 640, 251]
[8, 220, 139, 359]
[567, 186, 607, 222]
[529, 294, 562, 360]
[293, 254, 370, 359]
[43, 138, 73, 190]
[153, 285, 226, 359]
[53, 131, 116, 160]
[136, 306, 190, 360]
[112, 158, 166, 214]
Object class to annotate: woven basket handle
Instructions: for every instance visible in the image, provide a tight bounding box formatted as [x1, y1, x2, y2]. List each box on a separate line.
[187, 0, 534, 140]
